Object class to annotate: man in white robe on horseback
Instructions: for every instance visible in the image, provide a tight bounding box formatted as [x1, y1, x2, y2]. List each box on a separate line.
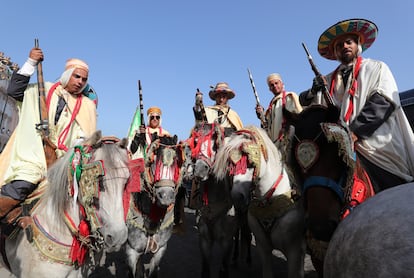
[0, 46, 97, 221]
[300, 18, 414, 193]
[256, 73, 303, 146]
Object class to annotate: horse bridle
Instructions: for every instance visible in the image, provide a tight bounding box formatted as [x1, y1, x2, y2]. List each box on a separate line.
[191, 123, 224, 172]
[143, 139, 184, 197]
[292, 127, 347, 202]
[67, 138, 130, 253]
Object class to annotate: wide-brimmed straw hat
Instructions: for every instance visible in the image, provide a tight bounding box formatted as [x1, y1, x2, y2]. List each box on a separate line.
[208, 82, 235, 101]
[318, 18, 378, 60]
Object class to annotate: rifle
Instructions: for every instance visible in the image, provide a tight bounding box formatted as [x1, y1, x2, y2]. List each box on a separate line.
[301, 42, 335, 107]
[34, 38, 57, 167]
[130, 80, 146, 154]
[247, 68, 267, 128]
[138, 80, 147, 144]
[138, 80, 145, 129]
[194, 88, 207, 124]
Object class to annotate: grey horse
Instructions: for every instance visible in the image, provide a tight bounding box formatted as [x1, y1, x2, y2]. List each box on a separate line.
[324, 182, 414, 278]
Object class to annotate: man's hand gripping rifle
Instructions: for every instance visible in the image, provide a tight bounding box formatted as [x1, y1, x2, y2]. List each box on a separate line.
[130, 80, 147, 154]
[193, 88, 207, 127]
[34, 38, 57, 168]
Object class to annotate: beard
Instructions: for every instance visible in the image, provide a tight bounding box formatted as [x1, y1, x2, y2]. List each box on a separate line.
[338, 52, 357, 65]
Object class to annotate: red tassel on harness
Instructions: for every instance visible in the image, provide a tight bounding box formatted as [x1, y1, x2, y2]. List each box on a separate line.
[70, 219, 90, 265]
[70, 206, 90, 265]
[341, 161, 375, 219]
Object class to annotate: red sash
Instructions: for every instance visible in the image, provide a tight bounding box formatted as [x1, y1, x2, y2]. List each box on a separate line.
[330, 56, 362, 122]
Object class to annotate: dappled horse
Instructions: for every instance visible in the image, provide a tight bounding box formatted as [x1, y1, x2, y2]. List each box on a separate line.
[0, 131, 130, 277]
[188, 122, 250, 278]
[324, 182, 414, 277]
[213, 125, 306, 278]
[125, 134, 187, 278]
[283, 105, 374, 276]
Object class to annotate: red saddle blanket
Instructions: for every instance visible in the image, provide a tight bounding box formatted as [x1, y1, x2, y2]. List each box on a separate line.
[342, 160, 375, 219]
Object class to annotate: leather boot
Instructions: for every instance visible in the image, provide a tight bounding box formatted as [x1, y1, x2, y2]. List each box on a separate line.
[0, 196, 20, 218]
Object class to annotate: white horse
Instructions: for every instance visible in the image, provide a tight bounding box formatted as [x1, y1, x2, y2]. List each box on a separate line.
[213, 125, 306, 278]
[126, 135, 187, 278]
[189, 122, 250, 278]
[324, 182, 414, 278]
[0, 131, 130, 277]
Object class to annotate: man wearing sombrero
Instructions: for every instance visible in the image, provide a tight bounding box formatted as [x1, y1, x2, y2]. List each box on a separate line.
[201, 82, 243, 131]
[300, 18, 414, 193]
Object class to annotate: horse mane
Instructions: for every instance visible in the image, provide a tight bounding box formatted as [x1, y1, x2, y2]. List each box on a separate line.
[40, 131, 128, 233]
[41, 149, 73, 232]
[213, 125, 280, 180]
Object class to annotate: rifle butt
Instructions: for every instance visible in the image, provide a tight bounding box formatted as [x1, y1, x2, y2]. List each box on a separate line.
[42, 136, 57, 168]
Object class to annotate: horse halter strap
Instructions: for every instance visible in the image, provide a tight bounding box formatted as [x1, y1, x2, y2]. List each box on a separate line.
[144, 140, 182, 191]
[262, 168, 284, 203]
[193, 123, 222, 167]
[66, 144, 106, 265]
[303, 175, 346, 201]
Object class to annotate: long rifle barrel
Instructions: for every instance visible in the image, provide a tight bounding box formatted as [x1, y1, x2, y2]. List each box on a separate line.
[34, 39, 57, 167]
[34, 38, 49, 136]
[301, 42, 334, 107]
[301, 42, 321, 77]
[138, 80, 145, 127]
[247, 68, 266, 127]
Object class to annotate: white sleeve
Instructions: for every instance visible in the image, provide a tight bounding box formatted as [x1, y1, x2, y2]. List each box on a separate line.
[17, 58, 38, 76]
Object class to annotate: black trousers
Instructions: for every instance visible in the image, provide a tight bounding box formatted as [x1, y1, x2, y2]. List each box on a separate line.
[0, 180, 37, 201]
[358, 154, 408, 193]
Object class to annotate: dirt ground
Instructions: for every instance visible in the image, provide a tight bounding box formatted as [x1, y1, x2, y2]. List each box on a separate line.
[91, 207, 318, 278]
[0, 208, 318, 278]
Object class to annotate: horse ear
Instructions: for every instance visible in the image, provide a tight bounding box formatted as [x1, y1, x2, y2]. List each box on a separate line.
[118, 137, 129, 149]
[327, 105, 341, 122]
[86, 130, 102, 146]
[282, 107, 301, 126]
[173, 135, 178, 145]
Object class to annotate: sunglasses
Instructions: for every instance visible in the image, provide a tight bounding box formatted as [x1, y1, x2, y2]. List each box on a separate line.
[150, 115, 160, 120]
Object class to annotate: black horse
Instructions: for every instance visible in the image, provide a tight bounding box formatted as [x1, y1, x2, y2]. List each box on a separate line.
[283, 104, 374, 277]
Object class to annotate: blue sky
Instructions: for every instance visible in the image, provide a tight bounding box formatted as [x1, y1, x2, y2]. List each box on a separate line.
[3, 1, 413, 141]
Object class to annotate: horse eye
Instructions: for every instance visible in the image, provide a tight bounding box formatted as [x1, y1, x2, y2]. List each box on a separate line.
[98, 176, 105, 192]
[93, 197, 100, 209]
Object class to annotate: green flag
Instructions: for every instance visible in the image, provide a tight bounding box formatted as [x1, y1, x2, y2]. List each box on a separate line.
[127, 106, 147, 158]
[128, 106, 141, 141]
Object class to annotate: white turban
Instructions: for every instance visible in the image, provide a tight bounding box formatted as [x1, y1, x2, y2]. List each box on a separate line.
[59, 58, 89, 92]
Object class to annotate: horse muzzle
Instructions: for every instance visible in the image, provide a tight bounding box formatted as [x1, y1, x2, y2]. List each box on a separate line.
[101, 223, 128, 252]
[194, 159, 211, 181]
[306, 217, 338, 242]
[154, 180, 176, 207]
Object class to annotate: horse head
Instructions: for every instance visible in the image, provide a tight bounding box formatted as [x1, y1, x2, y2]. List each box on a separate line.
[188, 123, 227, 181]
[213, 126, 291, 212]
[283, 105, 354, 242]
[85, 132, 130, 252]
[143, 134, 185, 208]
[180, 139, 194, 181]
[32, 130, 130, 270]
